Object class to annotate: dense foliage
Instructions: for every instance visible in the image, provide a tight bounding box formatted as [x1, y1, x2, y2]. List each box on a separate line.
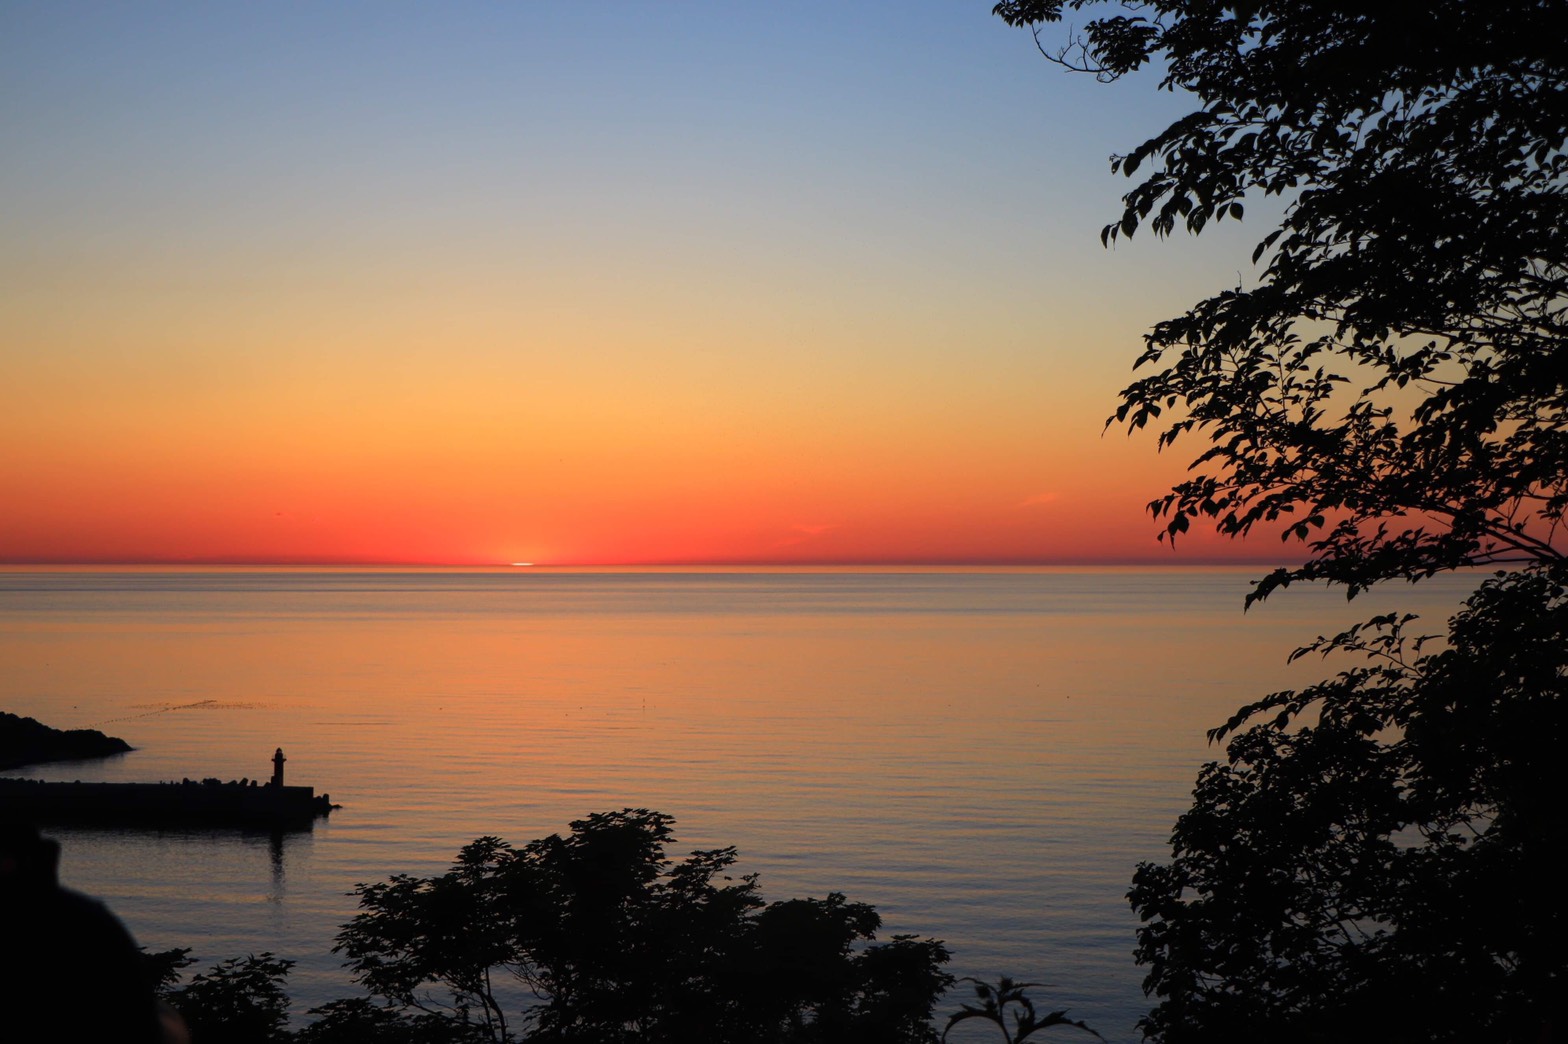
[148, 810, 967, 1044]
[997, 0, 1568, 601]
[334, 809, 953, 1044]
[996, 1, 1568, 1040]
[145, 949, 295, 1044]
[1128, 570, 1567, 1041]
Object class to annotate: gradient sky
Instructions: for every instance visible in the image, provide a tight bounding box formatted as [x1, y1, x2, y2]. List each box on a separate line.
[1, 2, 1282, 566]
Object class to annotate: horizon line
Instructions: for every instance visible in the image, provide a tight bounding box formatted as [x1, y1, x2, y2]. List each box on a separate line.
[0, 555, 1299, 569]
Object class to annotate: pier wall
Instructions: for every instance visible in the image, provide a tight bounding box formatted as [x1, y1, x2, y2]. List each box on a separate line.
[0, 777, 332, 829]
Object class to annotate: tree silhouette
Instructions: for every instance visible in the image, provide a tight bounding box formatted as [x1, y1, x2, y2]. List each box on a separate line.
[1128, 570, 1567, 1041]
[942, 977, 1101, 1043]
[146, 950, 295, 1044]
[996, 2, 1567, 1039]
[293, 998, 482, 1044]
[996, 0, 1567, 600]
[334, 809, 953, 1043]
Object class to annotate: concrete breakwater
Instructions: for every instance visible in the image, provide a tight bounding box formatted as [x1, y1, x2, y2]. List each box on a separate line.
[0, 748, 335, 830]
[0, 777, 334, 829]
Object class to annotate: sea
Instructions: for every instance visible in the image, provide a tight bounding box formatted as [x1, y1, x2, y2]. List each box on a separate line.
[0, 567, 1479, 1042]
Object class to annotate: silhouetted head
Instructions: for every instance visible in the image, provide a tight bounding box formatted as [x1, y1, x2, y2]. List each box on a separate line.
[0, 819, 61, 888]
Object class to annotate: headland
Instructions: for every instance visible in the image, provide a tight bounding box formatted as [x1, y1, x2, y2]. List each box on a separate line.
[0, 711, 132, 771]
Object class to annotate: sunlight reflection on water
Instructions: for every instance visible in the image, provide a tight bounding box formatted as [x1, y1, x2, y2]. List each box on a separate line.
[0, 568, 1476, 1041]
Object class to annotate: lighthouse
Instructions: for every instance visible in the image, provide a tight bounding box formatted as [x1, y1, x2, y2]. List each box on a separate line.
[271, 747, 286, 787]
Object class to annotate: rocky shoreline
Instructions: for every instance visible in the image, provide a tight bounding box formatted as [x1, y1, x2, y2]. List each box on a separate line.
[0, 711, 133, 771]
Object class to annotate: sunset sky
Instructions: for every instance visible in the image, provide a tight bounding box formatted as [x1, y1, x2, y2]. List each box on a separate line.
[2, 2, 1281, 566]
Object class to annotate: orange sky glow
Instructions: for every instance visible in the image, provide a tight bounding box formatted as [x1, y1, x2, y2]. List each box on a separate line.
[1, 4, 1290, 568]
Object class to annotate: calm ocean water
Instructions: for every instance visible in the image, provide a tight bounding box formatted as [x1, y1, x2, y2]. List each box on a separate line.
[0, 568, 1477, 1041]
